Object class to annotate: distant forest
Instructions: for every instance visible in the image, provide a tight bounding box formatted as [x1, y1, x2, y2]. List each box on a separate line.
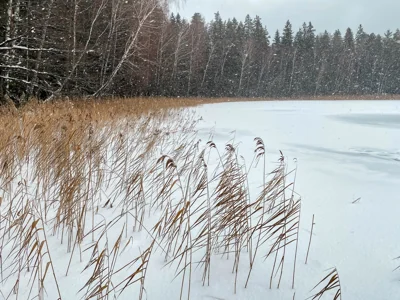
[1, 0, 400, 104]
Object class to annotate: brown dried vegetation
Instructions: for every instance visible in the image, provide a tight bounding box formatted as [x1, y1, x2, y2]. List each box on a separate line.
[0, 98, 313, 300]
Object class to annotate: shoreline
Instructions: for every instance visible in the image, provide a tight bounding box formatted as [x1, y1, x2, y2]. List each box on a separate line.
[1, 95, 400, 116]
[192, 94, 400, 103]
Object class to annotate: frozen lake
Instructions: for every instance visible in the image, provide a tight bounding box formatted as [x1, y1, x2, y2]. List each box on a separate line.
[196, 100, 400, 299]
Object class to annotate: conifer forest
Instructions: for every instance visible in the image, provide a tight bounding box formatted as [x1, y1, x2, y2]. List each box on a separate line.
[1, 0, 400, 103]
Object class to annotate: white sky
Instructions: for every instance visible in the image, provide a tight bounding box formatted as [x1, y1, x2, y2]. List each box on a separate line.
[172, 0, 399, 35]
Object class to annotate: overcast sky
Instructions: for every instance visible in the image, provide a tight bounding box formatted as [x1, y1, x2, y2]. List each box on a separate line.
[172, 0, 398, 35]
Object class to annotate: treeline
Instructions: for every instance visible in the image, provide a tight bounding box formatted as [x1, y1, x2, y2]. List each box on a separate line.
[1, 1, 400, 104]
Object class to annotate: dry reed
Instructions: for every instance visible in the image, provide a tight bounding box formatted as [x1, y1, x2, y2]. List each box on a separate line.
[0, 97, 346, 300]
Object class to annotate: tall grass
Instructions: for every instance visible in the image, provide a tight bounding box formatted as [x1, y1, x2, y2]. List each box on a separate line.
[308, 268, 342, 300]
[0, 98, 329, 299]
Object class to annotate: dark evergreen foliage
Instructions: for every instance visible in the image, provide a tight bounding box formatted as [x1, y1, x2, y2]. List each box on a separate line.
[0, 2, 399, 103]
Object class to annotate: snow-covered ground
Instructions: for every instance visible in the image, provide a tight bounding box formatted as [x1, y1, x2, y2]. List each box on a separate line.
[195, 100, 400, 299]
[1, 100, 400, 300]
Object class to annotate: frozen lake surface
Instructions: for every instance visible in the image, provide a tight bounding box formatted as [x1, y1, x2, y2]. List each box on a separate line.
[196, 100, 400, 299]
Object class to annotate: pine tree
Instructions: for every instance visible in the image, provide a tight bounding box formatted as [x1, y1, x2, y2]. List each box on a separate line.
[279, 20, 294, 96]
[314, 31, 331, 95]
[244, 14, 254, 39]
[328, 30, 343, 93]
[186, 13, 207, 96]
[344, 27, 355, 51]
[274, 29, 281, 45]
[282, 20, 293, 47]
[220, 18, 240, 95]
[394, 29, 400, 41]
[356, 25, 368, 46]
[204, 11, 225, 96]
[342, 28, 356, 93]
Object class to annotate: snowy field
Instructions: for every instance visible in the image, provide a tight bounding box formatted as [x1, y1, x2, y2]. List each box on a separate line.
[0, 100, 399, 300]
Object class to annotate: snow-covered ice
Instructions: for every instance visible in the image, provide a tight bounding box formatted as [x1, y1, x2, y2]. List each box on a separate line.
[195, 100, 400, 299]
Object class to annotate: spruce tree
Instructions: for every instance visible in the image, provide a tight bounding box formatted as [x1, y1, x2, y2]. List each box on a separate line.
[344, 28, 355, 51]
[282, 20, 293, 47]
[274, 29, 281, 45]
